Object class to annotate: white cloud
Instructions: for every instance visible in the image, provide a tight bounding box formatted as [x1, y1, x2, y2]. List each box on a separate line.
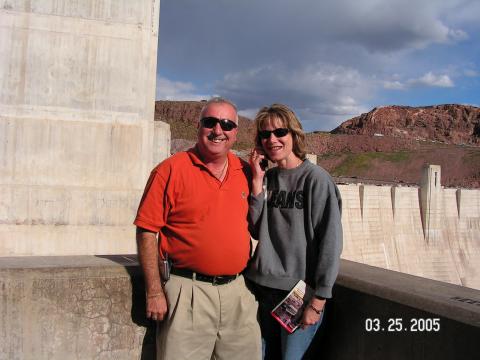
[408, 72, 454, 87]
[155, 76, 208, 101]
[383, 81, 406, 90]
[446, 28, 469, 42]
[384, 72, 455, 90]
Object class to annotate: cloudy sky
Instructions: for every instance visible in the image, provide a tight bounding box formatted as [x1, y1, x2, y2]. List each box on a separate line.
[155, 0, 480, 131]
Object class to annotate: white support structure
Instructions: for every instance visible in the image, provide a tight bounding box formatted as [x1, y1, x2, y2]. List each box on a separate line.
[0, 0, 168, 256]
[420, 164, 442, 242]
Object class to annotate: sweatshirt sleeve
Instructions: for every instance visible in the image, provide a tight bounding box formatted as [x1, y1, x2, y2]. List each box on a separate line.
[311, 176, 343, 298]
[248, 191, 265, 239]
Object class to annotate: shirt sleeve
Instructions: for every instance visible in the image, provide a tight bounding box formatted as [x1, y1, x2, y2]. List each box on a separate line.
[311, 177, 343, 298]
[248, 191, 265, 239]
[133, 163, 172, 233]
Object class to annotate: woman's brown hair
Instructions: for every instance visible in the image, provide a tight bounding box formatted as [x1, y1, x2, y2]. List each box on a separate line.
[254, 103, 307, 160]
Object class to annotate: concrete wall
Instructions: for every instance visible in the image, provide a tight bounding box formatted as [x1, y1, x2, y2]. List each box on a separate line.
[318, 260, 480, 360]
[453, 189, 480, 289]
[338, 166, 480, 289]
[0, 256, 154, 360]
[1, 257, 478, 359]
[153, 120, 171, 167]
[0, 0, 169, 256]
[305, 153, 317, 164]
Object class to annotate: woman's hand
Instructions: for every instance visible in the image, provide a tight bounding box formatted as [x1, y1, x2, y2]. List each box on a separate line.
[300, 298, 325, 329]
[249, 148, 266, 196]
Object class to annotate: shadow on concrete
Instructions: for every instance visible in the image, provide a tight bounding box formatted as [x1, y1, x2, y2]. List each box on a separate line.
[96, 255, 156, 360]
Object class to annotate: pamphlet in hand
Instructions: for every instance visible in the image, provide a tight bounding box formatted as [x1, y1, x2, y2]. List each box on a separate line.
[270, 280, 314, 333]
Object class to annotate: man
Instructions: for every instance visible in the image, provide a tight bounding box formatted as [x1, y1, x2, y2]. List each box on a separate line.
[134, 97, 261, 360]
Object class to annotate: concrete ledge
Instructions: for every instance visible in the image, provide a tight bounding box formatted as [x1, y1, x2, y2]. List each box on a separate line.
[337, 260, 480, 327]
[316, 260, 480, 360]
[2, 257, 479, 359]
[0, 255, 154, 360]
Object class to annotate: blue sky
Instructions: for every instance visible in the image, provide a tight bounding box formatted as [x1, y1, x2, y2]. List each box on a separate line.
[155, 0, 480, 131]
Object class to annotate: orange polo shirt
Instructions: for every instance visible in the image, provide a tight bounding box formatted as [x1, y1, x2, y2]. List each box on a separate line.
[134, 148, 251, 275]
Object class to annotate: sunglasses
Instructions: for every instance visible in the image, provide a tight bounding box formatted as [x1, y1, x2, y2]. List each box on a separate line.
[200, 117, 238, 131]
[258, 128, 289, 139]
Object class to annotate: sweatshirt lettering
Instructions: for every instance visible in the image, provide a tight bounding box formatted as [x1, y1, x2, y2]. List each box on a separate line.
[268, 190, 304, 209]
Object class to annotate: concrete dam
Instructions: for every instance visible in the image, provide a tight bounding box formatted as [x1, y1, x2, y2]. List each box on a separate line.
[338, 166, 480, 290]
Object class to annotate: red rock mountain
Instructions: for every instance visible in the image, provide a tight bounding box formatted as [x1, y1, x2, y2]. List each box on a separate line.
[154, 101, 480, 188]
[332, 104, 480, 145]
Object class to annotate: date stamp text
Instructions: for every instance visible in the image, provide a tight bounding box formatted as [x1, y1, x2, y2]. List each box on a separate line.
[365, 318, 440, 332]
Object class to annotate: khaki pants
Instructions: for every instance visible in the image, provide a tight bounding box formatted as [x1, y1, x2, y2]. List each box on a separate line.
[156, 274, 261, 360]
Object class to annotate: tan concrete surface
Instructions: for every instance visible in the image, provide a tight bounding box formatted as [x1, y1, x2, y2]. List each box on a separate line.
[337, 184, 364, 263]
[0, 0, 167, 256]
[454, 189, 480, 289]
[359, 185, 398, 270]
[2, 257, 478, 359]
[339, 175, 479, 289]
[0, 255, 153, 360]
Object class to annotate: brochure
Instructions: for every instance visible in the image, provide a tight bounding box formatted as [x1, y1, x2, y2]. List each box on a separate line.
[270, 280, 314, 333]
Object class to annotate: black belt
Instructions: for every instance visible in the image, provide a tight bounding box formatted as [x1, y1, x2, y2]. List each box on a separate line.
[171, 267, 239, 285]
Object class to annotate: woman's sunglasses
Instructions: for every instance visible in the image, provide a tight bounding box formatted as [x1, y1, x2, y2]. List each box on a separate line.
[258, 128, 289, 139]
[200, 117, 238, 131]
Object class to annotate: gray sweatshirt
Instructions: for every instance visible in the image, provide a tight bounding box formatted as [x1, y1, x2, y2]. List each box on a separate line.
[245, 160, 343, 298]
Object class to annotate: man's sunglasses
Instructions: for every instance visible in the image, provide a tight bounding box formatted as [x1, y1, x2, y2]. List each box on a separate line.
[258, 128, 289, 139]
[200, 117, 238, 131]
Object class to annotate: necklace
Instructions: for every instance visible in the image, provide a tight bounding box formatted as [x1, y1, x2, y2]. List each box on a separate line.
[279, 158, 303, 169]
[212, 159, 228, 181]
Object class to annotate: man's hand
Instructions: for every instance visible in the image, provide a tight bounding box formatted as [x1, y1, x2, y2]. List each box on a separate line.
[146, 291, 168, 321]
[300, 298, 325, 329]
[137, 228, 167, 321]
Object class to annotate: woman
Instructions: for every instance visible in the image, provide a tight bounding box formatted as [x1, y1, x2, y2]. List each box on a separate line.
[245, 104, 343, 360]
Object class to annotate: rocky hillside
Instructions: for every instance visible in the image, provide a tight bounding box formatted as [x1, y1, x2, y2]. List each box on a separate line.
[154, 101, 480, 188]
[332, 104, 480, 145]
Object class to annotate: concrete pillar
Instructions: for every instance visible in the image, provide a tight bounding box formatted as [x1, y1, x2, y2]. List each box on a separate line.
[0, 1, 166, 256]
[420, 164, 442, 242]
[305, 153, 317, 164]
[154, 120, 171, 167]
